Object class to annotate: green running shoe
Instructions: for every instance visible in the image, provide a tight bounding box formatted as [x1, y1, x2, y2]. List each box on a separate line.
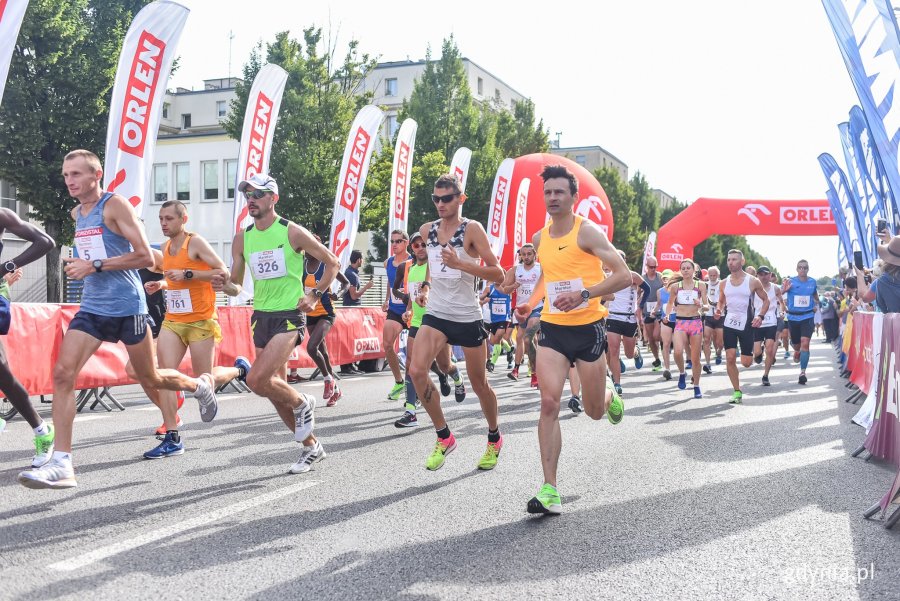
[729, 390, 743, 404]
[607, 392, 624, 425]
[477, 435, 503, 470]
[32, 423, 55, 468]
[425, 435, 456, 470]
[527, 483, 562, 514]
[387, 382, 405, 401]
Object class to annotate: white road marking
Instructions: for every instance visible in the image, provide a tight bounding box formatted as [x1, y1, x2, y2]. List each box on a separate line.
[49, 479, 321, 572]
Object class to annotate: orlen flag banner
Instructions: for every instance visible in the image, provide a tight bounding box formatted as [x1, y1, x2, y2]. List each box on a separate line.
[103, 1, 189, 217]
[822, 0, 900, 231]
[497, 153, 614, 267]
[0, 0, 28, 108]
[329, 105, 384, 269]
[641, 231, 657, 276]
[387, 118, 417, 236]
[656, 198, 837, 271]
[486, 158, 514, 260]
[228, 63, 288, 306]
[450, 147, 472, 193]
[512, 177, 530, 252]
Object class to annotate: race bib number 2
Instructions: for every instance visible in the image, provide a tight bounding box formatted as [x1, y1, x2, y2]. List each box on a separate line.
[428, 246, 461, 279]
[250, 248, 287, 280]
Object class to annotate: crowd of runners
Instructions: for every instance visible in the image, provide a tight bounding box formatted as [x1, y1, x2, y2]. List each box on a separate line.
[1, 153, 832, 515]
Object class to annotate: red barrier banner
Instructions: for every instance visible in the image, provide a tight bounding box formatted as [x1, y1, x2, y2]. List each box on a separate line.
[1, 304, 386, 396]
[850, 312, 874, 393]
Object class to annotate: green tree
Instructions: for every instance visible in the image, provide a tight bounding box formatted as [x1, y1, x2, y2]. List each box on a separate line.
[223, 29, 376, 239]
[630, 172, 659, 235]
[0, 0, 150, 301]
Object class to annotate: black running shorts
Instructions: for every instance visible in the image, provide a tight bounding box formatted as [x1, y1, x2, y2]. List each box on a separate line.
[538, 319, 608, 366]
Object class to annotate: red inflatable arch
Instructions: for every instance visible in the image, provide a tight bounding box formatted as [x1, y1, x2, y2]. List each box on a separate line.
[498, 153, 614, 267]
[656, 198, 837, 271]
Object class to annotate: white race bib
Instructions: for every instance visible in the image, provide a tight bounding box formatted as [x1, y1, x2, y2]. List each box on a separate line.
[547, 278, 587, 313]
[677, 289, 698, 305]
[491, 301, 507, 316]
[408, 281, 422, 298]
[645, 301, 657, 314]
[761, 312, 776, 327]
[428, 246, 461, 279]
[166, 289, 193, 314]
[794, 295, 811, 308]
[74, 228, 108, 262]
[250, 248, 287, 280]
[724, 311, 747, 331]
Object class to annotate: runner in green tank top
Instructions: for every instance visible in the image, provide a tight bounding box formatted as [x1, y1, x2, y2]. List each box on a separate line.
[390, 232, 453, 428]
[213, 173, 340, 475]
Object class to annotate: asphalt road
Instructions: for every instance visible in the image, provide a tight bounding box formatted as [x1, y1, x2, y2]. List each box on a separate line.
[0, 341, 897, 600]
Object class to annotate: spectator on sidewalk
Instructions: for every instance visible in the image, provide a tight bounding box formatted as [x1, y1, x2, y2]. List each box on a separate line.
[873, 232, 900, 313]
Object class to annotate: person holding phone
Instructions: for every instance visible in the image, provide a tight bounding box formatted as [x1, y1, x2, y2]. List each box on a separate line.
[861, 228, 900, 313]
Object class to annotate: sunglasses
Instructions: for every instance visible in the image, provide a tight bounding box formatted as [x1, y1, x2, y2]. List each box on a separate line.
[432, 193, 459, 203]
[411, 241, 425, 249]
[390, 238, 407, 245]
[246, 189, 269, 200]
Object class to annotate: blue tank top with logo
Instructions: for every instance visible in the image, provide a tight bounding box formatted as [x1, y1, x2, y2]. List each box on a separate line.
[74, 193, 146, 317]
[659, 289, 675, 321]
[786, 277, 817, 322]
[385, 256, 409, 315]
[488, 285, 511, 323]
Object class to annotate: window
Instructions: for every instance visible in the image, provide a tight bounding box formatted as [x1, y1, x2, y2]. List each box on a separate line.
[152, 164, 168, 202]
[162, 102, 169, 119]
[175, 163, 190, 201]
[202, 161, 219, 200]
[0, 180, 15, 211]
[216, 100, 227, 118]
[385, 115, 398, 140]
[385, 78, 398, 97]
[575, 155, 586, 167]
[477, 77, 483, 96]
[181, 113, 191, 129]
[494, 89, 501, 103]
[225, 160, 237, 199]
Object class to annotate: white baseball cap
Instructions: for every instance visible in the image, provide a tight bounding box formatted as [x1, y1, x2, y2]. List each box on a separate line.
[237, 173, 278, 196]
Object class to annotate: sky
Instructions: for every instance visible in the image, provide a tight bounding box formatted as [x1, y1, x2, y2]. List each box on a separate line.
[167, 0, 865, 277]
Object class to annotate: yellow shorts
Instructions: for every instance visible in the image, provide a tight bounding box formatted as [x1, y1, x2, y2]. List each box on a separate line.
[161, 318, 222, 346]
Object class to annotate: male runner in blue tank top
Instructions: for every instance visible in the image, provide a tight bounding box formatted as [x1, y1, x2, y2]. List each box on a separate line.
[18, 150, 220, 490]
[782, 258, 819, 385]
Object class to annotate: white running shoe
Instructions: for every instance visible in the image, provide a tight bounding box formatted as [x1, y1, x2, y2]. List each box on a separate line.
[294, 394, 316, 442]
[18, 459, 77, 489]
[193, 374, 218, 422]
[289, 440, 326, 474]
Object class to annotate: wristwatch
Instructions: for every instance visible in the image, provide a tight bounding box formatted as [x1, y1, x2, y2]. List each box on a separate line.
[184, 269, 194, 280]
[312, 289, 324, 298]
[2, 260, 16, 274]
[92, 259, 103, 273]
[580, 289, 591, 302]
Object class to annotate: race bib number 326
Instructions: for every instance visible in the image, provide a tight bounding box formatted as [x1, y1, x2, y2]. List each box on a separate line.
[250, 248, 287, 280]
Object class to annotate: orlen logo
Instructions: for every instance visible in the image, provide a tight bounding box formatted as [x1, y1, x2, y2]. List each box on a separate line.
[779, 207, 835, 225]
[234, 91, 274, 234]
[489, 176, 509, 237]
[660, 243, 683, 262]
[454, 166, 465, 188]
[513, 178, 530, 248]
[737, 203, 772, 226]
[117, 31, 166, 158]
[332, 127, 372, 259]
[392, 141, 410, 220]
[354, 337, 381, 355]
[575, 196, 608, 227]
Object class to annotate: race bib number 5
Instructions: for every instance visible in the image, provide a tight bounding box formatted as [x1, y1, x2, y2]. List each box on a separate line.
[250, 248, 287, 280]
[547, 278, 587, 313]
[74, 228, 108, 262]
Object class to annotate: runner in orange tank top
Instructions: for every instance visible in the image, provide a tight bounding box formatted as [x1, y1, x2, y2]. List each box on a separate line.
[512, 164, 631, 515]
[139, 201, 251, 459]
